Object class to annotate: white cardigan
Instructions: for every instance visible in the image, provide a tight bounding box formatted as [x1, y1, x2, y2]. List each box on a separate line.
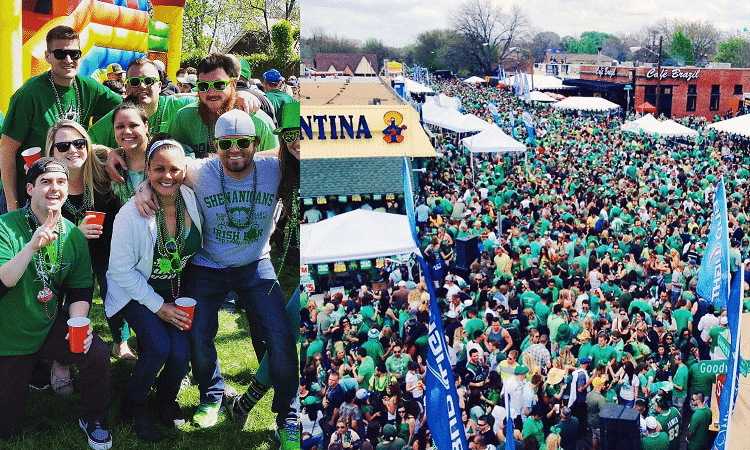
[105, 185, 202, 317]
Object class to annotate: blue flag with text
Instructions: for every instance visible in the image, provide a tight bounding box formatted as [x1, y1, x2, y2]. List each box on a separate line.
[696, 177, 730, 308]
[403, 157, 469, 450]
[713, 269, 743, 450]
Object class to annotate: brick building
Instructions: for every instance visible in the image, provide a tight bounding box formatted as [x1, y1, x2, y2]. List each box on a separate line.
[574, 65, 750, 118]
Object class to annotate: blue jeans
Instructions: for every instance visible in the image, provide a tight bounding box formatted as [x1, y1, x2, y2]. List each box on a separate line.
[121, 297, 190, 404]
[185, 259, 298, 423]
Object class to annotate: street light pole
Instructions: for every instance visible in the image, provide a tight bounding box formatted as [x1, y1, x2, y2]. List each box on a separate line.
[655, 36, 663, 117]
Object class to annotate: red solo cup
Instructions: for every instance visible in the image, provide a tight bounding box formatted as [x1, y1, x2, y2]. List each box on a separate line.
[67, 317, 91, 353]
[175, 297, 196, 329]
[85, 211, 106, 226]
[21, 147, 42, 168]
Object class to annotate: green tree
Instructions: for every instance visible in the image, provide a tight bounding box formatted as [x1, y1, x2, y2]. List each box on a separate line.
[245, 20, 300, 79]
[573, 31, 611, 55]
[361, 39, 402, 68]
[714, 37, 750, 68]
[670, 30, 695, 65]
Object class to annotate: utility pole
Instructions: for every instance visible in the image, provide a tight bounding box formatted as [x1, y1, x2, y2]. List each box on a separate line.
[655, 36, 663, 117]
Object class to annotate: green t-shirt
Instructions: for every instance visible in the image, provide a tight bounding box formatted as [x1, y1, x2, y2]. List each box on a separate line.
[687, 406, 711, 450]
[641, 432, 670, 450]
[385, 353, 412, 378]
[689, 360, 722, 397]
[672, 364, 689, 399]
[589, 344, 617, 369]
[265, 89, 295, 126]
[356, 355, 375, 390]
[0, 210, 93, 355]
[673, 309, 693, 334]
[167, 104, 277, 158]
[522, 416, 545, 446]
[1, 72, 122, 200]
[656, 407, 681, 450]
[89, 95, 196, 148]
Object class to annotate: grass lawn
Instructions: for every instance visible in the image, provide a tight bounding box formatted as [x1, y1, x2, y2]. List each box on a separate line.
[0, 247, 298, 450]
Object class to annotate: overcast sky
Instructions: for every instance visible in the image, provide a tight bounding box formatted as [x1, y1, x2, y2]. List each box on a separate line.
[303, 0, 750, 48]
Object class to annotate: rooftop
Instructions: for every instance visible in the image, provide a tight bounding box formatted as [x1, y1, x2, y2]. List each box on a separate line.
[300, 76, 404, 106]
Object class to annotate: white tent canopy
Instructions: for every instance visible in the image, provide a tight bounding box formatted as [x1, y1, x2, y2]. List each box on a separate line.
[463, 76, 485, 84]
[621, 114, 699, 138]
[553, 96, 620, 112]
[709, 114, 750, 138]
[508, 74, 569, 90]
[401, 77, 433, 94]
[422, 102, 492, 133]
[528, 90, 557, 103]
[300, 210, 420, 264]
[462, 125, 526, 153]
[425, 93, 461, 110]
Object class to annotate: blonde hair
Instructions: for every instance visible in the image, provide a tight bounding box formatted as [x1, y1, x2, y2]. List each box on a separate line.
[546, 432, 561, 450]
[44, 120, 110, 195]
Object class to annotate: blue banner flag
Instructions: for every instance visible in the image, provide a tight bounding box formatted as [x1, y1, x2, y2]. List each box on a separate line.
[523, 73, 531, 102]
[403, 157, 469, 450]
[488, 103, 502, 127]
[508, 108, 517, 139]
[697, 178, 730, 308]
[522, 110, 535, 145]
[713, 268, 743, 450]
[513, 71, 520, 97]
[505, 390, 516, 450]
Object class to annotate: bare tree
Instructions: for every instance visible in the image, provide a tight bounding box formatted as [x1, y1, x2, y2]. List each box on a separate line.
[530, 31, 561, 62]
[449, 0, 530, 74]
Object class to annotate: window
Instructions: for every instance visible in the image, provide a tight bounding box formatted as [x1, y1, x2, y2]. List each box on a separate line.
[687, 84, 697, 112]
[710, 84, 720, 111]
[644, 85, 656, 108]
[735, 84, 744, 95]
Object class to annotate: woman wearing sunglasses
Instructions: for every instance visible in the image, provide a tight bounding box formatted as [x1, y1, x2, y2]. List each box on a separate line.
[105, 134, 202, 443]
[42, 120, 123, 393]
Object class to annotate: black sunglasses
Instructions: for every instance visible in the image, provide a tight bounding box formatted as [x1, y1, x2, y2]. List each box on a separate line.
[125, 77, 158, 88]
[53, 139, 86, 152]
[51, 49, 82, 60]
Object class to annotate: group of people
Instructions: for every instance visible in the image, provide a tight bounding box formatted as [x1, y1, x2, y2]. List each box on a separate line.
[0, 25, 300, 449]
[298, 73, 750, 450]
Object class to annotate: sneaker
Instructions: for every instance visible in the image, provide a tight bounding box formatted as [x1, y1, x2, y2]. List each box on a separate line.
[192, 401, 221, 428]
[158, 400, 186, 428]
[78, 417, 113, 450]
[132, 415, 162, 443]
[275, 419, 301, 450]
[223, 385, 249, 426]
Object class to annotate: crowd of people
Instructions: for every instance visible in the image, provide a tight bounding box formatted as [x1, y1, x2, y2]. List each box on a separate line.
[298, 74, 750, 450]
[0, 25, 300, 449]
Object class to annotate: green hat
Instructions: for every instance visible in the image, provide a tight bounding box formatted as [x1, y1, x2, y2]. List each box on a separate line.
[383, 424, 398, 439]
[303, 396, 317, 405]
[238, 56, 251, 81]
[514, 365, 529, 375]
[273, 102, 301, 140]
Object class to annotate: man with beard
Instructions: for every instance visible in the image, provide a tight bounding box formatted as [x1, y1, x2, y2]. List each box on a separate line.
[89, 58, 196, 149]
[131, 110, 298, 447]
[1, 25, 122, 213]
[167, 53, 277, 158]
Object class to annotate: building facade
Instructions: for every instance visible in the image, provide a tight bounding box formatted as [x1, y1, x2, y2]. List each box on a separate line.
[577, 65, 750, 118]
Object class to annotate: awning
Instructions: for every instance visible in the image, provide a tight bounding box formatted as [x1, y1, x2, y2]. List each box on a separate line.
[562, 78, 625, 92]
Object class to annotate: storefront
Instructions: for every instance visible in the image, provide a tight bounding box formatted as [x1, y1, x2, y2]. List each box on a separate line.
[300, 103, 436, 210]
[578, 65, 750, 118]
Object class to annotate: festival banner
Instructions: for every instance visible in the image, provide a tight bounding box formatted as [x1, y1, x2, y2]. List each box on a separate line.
[523, 73, 531, 102]
[713, 268, 744, 450]
[508, 108, 517, 139]
[697, 177, 730, 308]
[488, 103, 502, 127]
[522, 110, 535, 145]
[402, 157, 469, 450]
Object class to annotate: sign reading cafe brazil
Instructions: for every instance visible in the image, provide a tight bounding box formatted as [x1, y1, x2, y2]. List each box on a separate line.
[645, 68, 701, 81]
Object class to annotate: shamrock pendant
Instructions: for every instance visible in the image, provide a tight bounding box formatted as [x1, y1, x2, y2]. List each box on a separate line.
[159, 257, 173, 273]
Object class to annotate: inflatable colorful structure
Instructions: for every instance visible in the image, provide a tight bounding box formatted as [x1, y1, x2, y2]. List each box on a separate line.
[0, 0, 186, 113]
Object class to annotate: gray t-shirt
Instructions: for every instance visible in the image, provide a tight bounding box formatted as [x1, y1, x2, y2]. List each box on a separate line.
[188, 154, 281, 268]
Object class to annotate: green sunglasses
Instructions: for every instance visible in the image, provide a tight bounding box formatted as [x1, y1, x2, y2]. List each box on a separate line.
[197, 78, 234, 92]
[216, 137, 253, 151]
[280, 129, 300, 144]
[125, 76, 158, 88]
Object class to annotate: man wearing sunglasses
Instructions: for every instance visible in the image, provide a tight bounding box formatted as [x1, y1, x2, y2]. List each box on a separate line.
[1, 25, 122, 214]
[89, 58, 196, 150]
[132, 109, 298, 447]
[166, 53, 277, 159]
[0, 157, 112, 449]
